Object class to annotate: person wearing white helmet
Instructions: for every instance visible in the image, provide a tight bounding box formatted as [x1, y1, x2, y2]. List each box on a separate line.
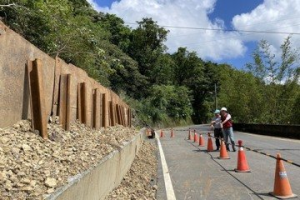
[220, 107, 236, 152]
[210, 109, 223, 150]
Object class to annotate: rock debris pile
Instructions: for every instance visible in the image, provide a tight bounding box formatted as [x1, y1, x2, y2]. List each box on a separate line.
[0, 119, 139, 199]
[105, 141, 158, 200]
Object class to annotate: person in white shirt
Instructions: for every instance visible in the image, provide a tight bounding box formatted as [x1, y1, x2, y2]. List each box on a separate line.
[210, 109, 223, 150]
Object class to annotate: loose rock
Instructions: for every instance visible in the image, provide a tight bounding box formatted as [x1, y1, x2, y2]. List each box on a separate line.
[45, 178, 57, 187]
[105, 141, 157, 200]
[0, 119, 139, 199]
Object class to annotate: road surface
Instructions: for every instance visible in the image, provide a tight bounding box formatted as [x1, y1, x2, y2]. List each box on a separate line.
[156, 125, 300, 200]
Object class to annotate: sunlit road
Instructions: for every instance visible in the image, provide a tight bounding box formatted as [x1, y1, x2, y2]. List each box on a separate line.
[156, 125, 300, 200]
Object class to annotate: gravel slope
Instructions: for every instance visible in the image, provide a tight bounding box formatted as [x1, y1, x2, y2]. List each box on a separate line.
[105, 141, 158, 200]
[0, 119, 139, 199]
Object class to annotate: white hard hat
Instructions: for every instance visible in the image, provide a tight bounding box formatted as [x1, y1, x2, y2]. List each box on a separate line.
[220, 107, 227, 111]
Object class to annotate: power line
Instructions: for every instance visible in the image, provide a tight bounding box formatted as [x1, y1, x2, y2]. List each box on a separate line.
[167, 22, 300, 38]
[167, 24, 300, 48]
[125, 22, 300, 35]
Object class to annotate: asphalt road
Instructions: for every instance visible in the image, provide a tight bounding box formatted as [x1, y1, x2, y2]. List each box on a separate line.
[156, 125, 300, 200]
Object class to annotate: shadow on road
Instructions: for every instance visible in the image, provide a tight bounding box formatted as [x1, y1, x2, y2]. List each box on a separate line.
[185, 139, 265, 200]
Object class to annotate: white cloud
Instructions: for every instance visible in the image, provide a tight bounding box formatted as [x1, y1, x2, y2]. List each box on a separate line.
[232, 0, 300, 56]
[86, 0, 102, 11]
[87, 0, 245, 61]
[87, 0, 300, 62]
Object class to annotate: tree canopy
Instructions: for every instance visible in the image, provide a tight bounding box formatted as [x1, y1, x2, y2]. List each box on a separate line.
[1, 0, 299, 126]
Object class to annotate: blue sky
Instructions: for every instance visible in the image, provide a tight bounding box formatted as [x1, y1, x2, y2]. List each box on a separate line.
[94, 0, 115, 7]
[88, 0, 300, 70]
[208, 0, 263, 68]
[209, 0, 263, 28]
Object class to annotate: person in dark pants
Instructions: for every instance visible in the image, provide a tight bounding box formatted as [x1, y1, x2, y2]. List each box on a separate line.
[210, 109, 223, 151]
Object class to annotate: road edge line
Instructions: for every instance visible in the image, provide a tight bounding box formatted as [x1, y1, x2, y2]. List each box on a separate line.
[156, 132, 176, 200]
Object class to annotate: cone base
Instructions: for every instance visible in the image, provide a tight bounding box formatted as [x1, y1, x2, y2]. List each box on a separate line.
[269, 192, 297, 199]
[199, 145, 205, 147]
[234, 169, 251, 173]
[218, 157, 230, 159]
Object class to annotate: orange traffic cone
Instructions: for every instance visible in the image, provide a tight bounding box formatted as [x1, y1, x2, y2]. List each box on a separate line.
[170, 129, 174, 138]
[207, 133, 214, 152]
[188, 128, 192, 140]
[235, 140, 251, 173]
[194, 130, 198, 143]
[219, 140, 230, 159]
[160, 130, 164, 138]
[269, 153, 297, 199]
[199, 134, 205, 147]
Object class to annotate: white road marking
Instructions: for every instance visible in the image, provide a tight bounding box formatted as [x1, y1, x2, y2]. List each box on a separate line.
[156, 132, 177, 200]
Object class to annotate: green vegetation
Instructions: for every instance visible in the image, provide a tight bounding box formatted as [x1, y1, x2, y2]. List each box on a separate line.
[1, 0, 299, 125]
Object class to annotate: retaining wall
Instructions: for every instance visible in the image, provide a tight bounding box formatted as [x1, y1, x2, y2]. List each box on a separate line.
[45, 129, 147, 200]
[0, 22, 55, 127]
[0, 21, 130, 129]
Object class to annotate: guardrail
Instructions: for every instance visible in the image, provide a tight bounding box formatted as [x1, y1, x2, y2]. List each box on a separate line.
[233, 123, 300, 140]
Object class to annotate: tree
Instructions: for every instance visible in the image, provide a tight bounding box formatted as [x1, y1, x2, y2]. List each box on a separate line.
[127, 18, 169, 95]
[245, 37, 300, 124]
[246, 37, 300, 84]
[151, 54, 175, 85]
[150, 85, 192, 120]
[99, 13, 131, 51]
[105, 43, 148, 98]
[171, 48, 219, 123]
[217, 64, 264, 123]
[291, 92, 300, 124]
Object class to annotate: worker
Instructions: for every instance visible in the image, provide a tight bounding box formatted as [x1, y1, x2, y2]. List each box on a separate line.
[220, 107, 236, 152]
[210, 109, 223, 151]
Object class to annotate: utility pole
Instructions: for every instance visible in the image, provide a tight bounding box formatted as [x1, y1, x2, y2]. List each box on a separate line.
[214, 83, 217, 110]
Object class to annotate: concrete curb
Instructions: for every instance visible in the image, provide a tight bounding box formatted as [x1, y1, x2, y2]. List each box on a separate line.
[45, 128, 146, 200]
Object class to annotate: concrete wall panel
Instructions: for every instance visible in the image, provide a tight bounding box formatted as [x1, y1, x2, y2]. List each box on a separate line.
[46, 129, 146, 200]
[0, 22, 55, 127]
[0, 21, 129, 128]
